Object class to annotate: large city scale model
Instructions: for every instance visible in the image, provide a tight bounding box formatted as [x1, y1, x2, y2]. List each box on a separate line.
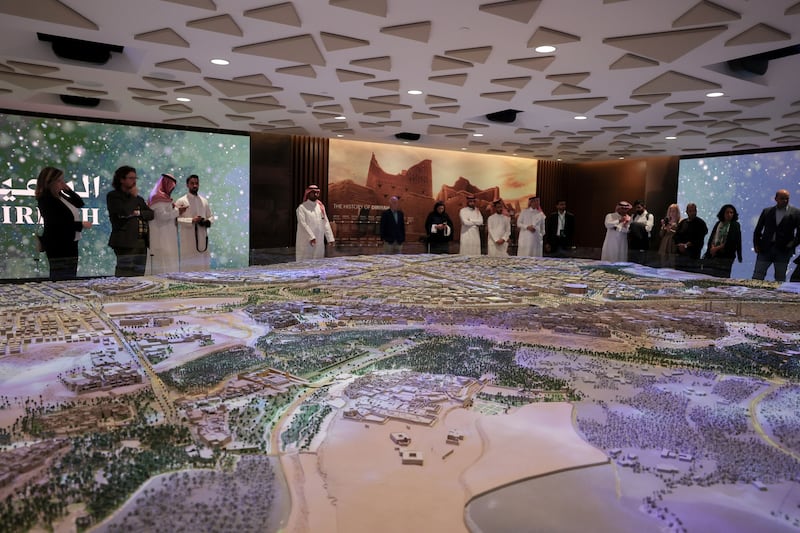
[1, 255, 800, 533]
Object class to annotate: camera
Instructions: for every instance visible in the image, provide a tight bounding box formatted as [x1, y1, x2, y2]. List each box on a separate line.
[198, 217, 211, 228]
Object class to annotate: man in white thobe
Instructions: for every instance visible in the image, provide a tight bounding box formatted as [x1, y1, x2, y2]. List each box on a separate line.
[517, 196, 546, 257]
[176, 174, 213, 272]
[459, 195, 484, 256]
[296, 184, 335, 261]
[487, 200, 511, 257]
[601, 201, 632, 262]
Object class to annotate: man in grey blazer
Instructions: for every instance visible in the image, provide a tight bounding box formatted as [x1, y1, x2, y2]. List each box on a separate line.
[752, 189, 800, 282]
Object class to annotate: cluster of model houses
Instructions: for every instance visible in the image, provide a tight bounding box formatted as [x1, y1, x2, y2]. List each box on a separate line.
[59, 350, 142, 393]
[0, 303, 110, 355]
[343, 374, 478, 426]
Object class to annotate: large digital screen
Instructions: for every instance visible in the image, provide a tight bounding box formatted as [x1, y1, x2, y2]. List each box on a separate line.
[677, 148, 800, 280]
[0, 113, 250, 279]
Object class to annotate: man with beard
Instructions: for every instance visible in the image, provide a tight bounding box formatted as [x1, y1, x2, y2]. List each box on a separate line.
[176, 174, 214, 272]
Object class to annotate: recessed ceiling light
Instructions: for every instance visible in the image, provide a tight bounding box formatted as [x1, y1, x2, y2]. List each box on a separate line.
[461, 147, 467, 151]
[706, 91, 724, 98]
[403, 141, 409, 144]
[176, 97, 191, 102]
[619, 157, 625, 160]
[334, 115, 346, 120]
[472, 133, 483, 137]
[665, 136, 677, 140]
[407, 89, 423, 95]
[574, 115, 587, 120]
[211, 58, 229, 65]
[336, 134, 344, 137]
[535, 45, 556, 53]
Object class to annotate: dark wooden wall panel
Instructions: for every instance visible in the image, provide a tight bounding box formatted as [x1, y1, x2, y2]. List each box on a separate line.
[250, 133, 330, 259]
[562, 156, 679, 257]
[250, 133, 294, 251]
[536, 159, 568, 214]
[292, 135, 330, 207]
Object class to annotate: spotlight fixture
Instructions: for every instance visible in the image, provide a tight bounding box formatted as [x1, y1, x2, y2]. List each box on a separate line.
[395, 132, 420, 141]
[59, 94, 101, 107]
[485, 109, 521, 123]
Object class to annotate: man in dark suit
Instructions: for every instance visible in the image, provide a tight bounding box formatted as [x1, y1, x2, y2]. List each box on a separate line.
[544, 200, 575, 257]
[752, 189, 800, 282]
[380, 195, 405, 254]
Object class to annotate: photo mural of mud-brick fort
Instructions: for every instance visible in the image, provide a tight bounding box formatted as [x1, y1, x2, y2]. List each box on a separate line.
[329, 140, 537, 250]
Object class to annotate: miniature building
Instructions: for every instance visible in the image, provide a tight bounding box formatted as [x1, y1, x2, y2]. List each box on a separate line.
[446, 430, 464, 445]
[400, 450, 424, 466]
[390, 432, 411, 446]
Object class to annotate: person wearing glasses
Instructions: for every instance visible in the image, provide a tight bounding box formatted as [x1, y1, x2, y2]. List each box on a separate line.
[106, 165, 154, 276]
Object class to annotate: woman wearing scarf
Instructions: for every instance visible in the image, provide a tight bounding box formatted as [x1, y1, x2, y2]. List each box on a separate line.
[702, 204, 742, 278]
[35, 166, 92, 280]
[424, 201, 453, 254]
[146, 173, 180, 274]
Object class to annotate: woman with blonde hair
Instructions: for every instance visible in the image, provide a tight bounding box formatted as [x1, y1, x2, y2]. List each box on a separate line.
[35, 166, 92, 280]
[657, 203, 681, 268]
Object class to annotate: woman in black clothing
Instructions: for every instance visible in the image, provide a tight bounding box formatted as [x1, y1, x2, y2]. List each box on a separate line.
[35, 166, 92, 280]
[424, 201, 454, 254]
[702, 204, 742, 278]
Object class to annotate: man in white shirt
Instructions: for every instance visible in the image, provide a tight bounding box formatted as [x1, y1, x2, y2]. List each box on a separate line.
[517, 196, 546, 257]
[176, 174, 213, 272]
[459, 195, 484, 256]
[487, 200, 511, 257]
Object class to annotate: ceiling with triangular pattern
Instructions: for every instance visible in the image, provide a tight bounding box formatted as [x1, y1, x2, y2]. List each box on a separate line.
[0, 0, 798, 161]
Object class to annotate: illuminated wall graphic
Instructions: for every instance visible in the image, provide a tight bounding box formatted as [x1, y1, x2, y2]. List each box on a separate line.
[0, 113, 250, 279]
[677, 149, 800, 280]
[329, 139, 538, 248]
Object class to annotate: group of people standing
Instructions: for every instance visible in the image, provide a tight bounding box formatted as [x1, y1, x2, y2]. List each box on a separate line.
[35, 165, 213, 280]
[455, 195, 576, 258]
[380, 195, 576, 258]
[600, 189, 800, 282]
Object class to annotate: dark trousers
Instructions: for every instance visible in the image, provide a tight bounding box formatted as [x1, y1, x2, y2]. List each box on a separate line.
[790, 259, 800, 283]
[753, 248, 793, 282]
[675, 253, 702, 274]
[702, 256, 734, 278]
[46, 241, 79, 281]
[113, 241, 148, 277]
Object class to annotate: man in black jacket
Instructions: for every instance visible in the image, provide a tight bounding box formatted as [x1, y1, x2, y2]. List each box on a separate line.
[674, 203, 708, 274]
[544, 200, 575, 257]
[752, 189, 800, 282]
[379, 196, 405, 254]
[106, 166, 154, 277]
